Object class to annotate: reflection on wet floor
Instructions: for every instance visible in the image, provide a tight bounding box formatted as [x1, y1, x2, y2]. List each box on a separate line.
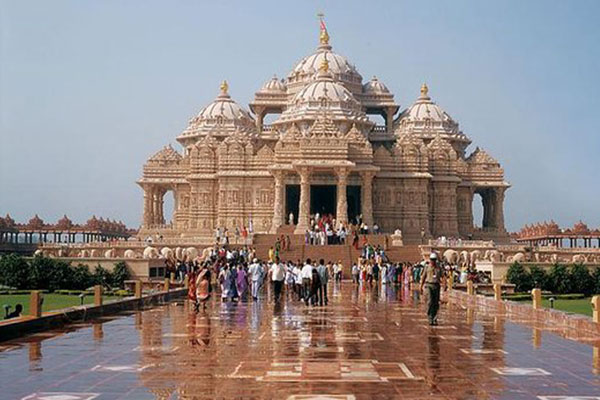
[1, 283, 600, 399]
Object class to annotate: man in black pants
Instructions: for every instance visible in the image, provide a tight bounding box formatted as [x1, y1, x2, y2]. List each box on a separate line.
[269, 256, 286, 302]
[420, 253, 445, 325]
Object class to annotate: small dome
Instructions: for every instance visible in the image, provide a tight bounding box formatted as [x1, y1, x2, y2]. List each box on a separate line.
[196, 81, 254, 121]
[260, 75, 287, 93]
[363, 76, 389, 94]
[395, 84, 463, 137]
[177, 81, 256, 145]
[403, 84, 452, 122]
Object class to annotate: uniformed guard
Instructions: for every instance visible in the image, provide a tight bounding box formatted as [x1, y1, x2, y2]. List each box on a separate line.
[420, 252, 445, 325]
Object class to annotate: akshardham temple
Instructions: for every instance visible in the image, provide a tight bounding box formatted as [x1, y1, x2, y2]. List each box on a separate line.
[138, 21, 510, 243]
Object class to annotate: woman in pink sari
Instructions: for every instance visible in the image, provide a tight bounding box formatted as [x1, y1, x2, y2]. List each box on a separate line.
[236, 264, 248, 301]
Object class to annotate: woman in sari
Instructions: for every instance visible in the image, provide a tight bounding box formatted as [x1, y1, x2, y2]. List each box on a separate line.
[228, 264, 239, 301]
[236, 264, 248, 300]
[218, 265, 230, 301]
[188, 268, 198, 311]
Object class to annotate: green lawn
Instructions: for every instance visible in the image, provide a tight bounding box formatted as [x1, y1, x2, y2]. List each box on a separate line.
[539, 297, 593, 317]
[0, 294, 120, 317]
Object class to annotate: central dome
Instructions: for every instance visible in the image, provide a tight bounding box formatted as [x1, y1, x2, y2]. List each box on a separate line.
[274, 60, 371, 129]
[286, 29, 363, 96]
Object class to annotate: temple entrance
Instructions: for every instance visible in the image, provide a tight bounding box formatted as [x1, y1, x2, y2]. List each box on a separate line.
[310, 185, 336, 217]
[347, 185, 361, 224]
[285, 185, 300, 224]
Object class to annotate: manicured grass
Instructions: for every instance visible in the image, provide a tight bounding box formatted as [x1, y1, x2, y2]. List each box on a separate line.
[0, 294, 119, 317]
[540, 297, 593, 317]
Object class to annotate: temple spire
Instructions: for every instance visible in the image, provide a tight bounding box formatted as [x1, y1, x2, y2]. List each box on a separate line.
[317, 12, 330, 46]
[220, 80, 229, 95]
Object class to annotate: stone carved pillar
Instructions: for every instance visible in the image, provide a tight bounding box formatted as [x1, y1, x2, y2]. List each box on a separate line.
[142, 186, 152, 228]
[494, 187, 506, 232]
[294, 167, 312, 234]
[361, 171, 375, 227]
[271, 170, 286, 233]
[159, 189, 165, 225]
[336, 168, 349, 226]
[386, 107, 395, 133]
[150, 187, 158, 226]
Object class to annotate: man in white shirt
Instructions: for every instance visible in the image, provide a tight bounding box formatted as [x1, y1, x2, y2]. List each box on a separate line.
[248, 258, 263, 301]
[293, 263, 303, 300]
[301, 258, 314, 305]
[269, 257, 286, 302]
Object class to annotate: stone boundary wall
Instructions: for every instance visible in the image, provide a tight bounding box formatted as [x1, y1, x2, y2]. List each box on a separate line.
[447, 289, 600, 337]
[0, 288, 187, 343]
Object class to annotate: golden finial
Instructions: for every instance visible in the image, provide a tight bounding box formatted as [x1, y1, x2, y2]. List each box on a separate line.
[317, 12, 330, 45]
[420, 82, 429, 96]
[319, 58, 329, 73]
[220, 80, 229, 94]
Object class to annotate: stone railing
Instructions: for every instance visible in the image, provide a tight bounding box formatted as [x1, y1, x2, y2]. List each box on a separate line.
[428, 239, 495, 248]
[447, 288, 600, 338]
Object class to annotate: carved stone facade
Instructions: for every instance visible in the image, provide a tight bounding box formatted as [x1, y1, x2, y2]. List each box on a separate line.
[137, 22, 509, 243]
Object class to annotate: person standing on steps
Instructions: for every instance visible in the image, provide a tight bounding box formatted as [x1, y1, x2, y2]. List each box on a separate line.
[420, 252, 445, 325]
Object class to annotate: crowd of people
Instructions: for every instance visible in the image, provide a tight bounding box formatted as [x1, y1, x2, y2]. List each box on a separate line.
[301, 213, 383, 247]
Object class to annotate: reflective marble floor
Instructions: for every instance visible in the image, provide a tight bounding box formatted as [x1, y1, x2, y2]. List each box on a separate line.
[1, 283, 600, 399]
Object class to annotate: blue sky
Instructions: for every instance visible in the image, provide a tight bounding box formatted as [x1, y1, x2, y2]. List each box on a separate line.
[1, 0, 599, 231]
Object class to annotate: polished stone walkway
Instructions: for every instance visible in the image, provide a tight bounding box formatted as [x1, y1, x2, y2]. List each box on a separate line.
[1, 283, 600, 399]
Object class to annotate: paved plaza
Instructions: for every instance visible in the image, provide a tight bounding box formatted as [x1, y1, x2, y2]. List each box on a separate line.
[1, 284, 600, 399]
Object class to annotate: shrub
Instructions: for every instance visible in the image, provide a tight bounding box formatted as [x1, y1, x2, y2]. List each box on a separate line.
[592, 267, 600, 295]
[548, 263, 572, 294]
[0, 254, 30, 289]
[93, 265, 112, 289]
[71, 264, 94, 290]
[506, 262, 533, 292]
[529, 265, 548, 289]
[569, 264, 593, 296]
[111, 262, 130, 289]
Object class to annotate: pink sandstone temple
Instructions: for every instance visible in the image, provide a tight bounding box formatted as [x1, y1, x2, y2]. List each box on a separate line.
[137, 22, 510, 244]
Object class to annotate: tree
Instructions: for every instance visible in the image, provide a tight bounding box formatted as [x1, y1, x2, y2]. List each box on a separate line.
[548, 263, 571, 294]
[506, 262, 533, 292]
[111, 262, 130, 288]
[569, 264, 593, 296]
[0, 254, 30, 289]
[71, 264, 94, 290]
[93, 265, 112, 289]
[529, 265, 548, 289]
[592, 267, 600, 295]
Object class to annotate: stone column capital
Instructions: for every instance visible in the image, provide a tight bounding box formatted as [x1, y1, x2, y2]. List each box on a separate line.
[296, 166, 312, 183]
[336, 167, 350, 181]
[270, 169, 287, 182]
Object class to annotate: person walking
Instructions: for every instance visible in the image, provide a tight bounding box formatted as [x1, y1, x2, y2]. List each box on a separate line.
[248, 258, 263, 301]
[301, 258, 313, 306]
[236, 264, 248, 300]
[269, 256, 286, 302]
[420, 252, 445, 325]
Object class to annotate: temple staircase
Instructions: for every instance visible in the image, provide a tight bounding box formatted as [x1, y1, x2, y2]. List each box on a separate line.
[252, 226, 422, 274]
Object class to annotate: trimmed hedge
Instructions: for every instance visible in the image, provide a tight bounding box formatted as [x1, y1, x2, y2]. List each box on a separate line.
[504, 293, 586, 301]
[506, 262, 599, 296]
[0, 255, 130, 291]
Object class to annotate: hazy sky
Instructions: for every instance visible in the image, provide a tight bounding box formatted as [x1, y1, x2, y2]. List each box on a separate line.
[1, 0, 599, 232]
